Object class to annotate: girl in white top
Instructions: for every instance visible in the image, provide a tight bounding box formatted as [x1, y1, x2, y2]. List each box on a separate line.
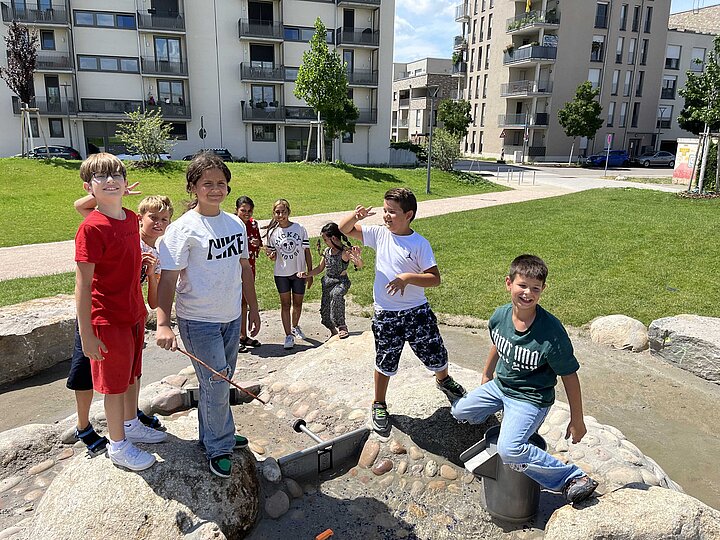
[263, 198, 313, 350]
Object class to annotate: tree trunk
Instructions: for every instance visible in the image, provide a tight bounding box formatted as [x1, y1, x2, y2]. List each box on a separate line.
[698, 123, 711, 192]
[568, 139, 575, 165]
[688, 132, 704, 190]
[305, 124, 313, 162]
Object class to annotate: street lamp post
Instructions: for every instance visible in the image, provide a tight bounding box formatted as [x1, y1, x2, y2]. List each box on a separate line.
[60, 83, 73, 148]
[426, 85, 440, 194]
[655, 105, 667, 151]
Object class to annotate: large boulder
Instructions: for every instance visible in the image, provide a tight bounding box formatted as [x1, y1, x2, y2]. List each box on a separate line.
[545, 484, 720, 539]
[24, 415, 260, 540]
[0, 424, 60, 474]
[648, 315, 720, 383]
[0, 295, 75, 385]
[589, 314, 648, 352]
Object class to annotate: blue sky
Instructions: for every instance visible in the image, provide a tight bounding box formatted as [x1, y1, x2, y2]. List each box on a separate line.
[393, 0, 720, 62]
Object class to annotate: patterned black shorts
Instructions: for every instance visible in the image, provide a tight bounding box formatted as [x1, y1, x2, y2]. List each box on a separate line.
[371, 303, 448, 376]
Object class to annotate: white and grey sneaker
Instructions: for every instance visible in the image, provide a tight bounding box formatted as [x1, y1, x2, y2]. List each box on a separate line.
[109, 441, 156, 471]
[291, 325, 306, 340]
[283, 335, 295, 349]
[125, 421, 168, 444]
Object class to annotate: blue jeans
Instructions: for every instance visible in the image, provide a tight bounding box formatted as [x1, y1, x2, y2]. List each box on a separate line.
[177, 316, 241, 460]
[451, 379, 584, 491]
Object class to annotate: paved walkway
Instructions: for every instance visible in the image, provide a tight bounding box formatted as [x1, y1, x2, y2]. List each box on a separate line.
[1, 170, 681, 281]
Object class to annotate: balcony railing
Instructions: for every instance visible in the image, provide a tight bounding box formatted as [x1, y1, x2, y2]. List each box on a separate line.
[656, 119, 671, 129]
[356, 108, 378, 123]
[337, 0, 381, 5]
[12, 96, 76, 115]
[141, 57, 188, 76]
[336, 27, 380, 47]
[452, 61, 467, 75]
[81, 99, 143, 114]
[660, 87, 676, 100]
[528, 146, 546, 157]
[454, 35, 468, 50]
[506, 10, 560, 32]
[500, 80, 553, 96]
[1, 2, 69, 24]
[242, 104, 284, 121]
[35, 52, 73, 70]
[347, 69, 378, 85]
[594, 14, 608, 28]
[503, 45, 557, 65]
[285, 106, 316, 121]
[498, 113, 549, 126]
[238, 19, 283, 40]
[455, 1, 469, 21]
[240, 63, 285, 81]
[136, 10, 185, 31]
[147, 101, 190, 118]
[398, 98, 409, 107]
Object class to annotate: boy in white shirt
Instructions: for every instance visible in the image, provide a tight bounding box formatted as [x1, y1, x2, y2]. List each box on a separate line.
[339, 188, 466, 433]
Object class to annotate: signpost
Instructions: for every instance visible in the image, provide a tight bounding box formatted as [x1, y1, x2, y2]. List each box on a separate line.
[603, 133, 613, 176]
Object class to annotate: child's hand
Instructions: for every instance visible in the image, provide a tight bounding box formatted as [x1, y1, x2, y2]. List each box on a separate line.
[81, 333, 107, 361]
[296, 271, 308, 279]
[265, 247, 276, 260]
[565, 418, 588, 444]
[124, 181, 141, 196]
[386, 274, 409, 296]
[249, 237, 260, 248]
[339, 270, 348, 277]
[142, 252, 158, 274]
[156, 326, 178, 351]
[306, 275, 313, 289]
[354, 205, 376, 221]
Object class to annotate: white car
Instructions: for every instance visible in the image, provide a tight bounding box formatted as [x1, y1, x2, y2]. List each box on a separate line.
[115, 152, 172, 161]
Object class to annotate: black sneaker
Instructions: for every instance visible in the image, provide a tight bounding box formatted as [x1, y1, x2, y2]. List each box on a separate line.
[234, 434, 249, 449]
[371, 401, 390, 433]
[562, 475, 599, 503]
[74, 423, 108, 457]
[209, 454, 233, 478]
[436, 375, 467, 404]
[137, 409, 165, 431]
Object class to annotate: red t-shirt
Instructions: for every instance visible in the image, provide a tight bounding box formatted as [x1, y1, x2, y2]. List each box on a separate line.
[75, 209, 147, 326]
[246, 217, 263, 272]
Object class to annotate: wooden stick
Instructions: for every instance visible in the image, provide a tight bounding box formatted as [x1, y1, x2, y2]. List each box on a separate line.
[176, 347, 267, 405]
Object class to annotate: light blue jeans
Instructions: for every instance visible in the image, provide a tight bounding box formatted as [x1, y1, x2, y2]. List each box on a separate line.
[451, 379, 584, 491]
[177, 316, 241, 460]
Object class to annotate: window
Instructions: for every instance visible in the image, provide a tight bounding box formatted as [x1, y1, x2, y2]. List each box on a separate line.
[79, 56, 97, 70]
[483, 73, 488, 98]
[627, 38, 636, 64]
[252, 124, 276, 142]
[619, 102, 628, 127]
[588, 68, 602, 90]
[635, 71, 644, 97]
[616, 37, 624, 63]
[631, 5, 641, 31]
[49, 118, 64, 138]
[158, 80, 185, 104]
[607, 102, 616, 126]
[619, 4, 628, 30]
[631, 102, 640, 127]
[665, 45, 681, 69]
[477, 47, 482, 72]
[116, 14, 135, 28]
[155, 37, 182, 64]
[480, 103, 486, 127]
[169, 123, 187, 140]
[595, 2, 609, 28]
[415, 110, 421, 127]
[74, 12, 94, 25]
[643, 6, 652, 33]
[623, 71, 632, 96]
[591, 35, 605, 62]
[96, 13, 114, 26]
[74, 11, 136, 29]
[473, 103, 477, 126]
[657, 105, 673, 128]
[640, 39, 649, 65]
[251, 84, 276, 106]
[487, 14, 492, 40]
[99, 57, 118, 71]
[474, 0, 478, 14]
[661, 75, 677, 99]
[29, 117, 39, 138]
[40, 30, 55, 50]
[691, 47, 706, 72]
[485, 44, 490, 69]
[283, 25, 333, 43]
[342, 131, 353, 143]
[472, 19, 477, 44]
[77, 55, 139, 73]
[611, 70, 620, 95]
[478, 17, 483, 41]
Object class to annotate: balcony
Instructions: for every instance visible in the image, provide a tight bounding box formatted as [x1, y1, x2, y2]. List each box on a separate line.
[356, 108, 378, 124]
[455, 1, 469, 22]
[136, 9, 185, 32]
[238, 19, 283, 41]
[242, 104, 284, 122]
[528, 146, 546, 157]
[500, 80, 553, 97]
[454, 35, 468, 51]
[80, 99, 143, 115]
[594, 14, 608, 29]
[398, 98, 409, 108]
[35, 52, 73, 72]
[240, 63, 285, 82]
[452, 62, 467, 76]
[498, 113, 549, 127]
[506, 10, 560, 34]
[147, 101, 190, 119]
[1, 2, 68, 25]
[285, 106, 316, 121]
[656, 119, 671, 129]
[337, 0, 381, 7]
[141, 57, 188, 76]
[347, 69, 378, 86]
[660, 87, 676, 100]
[503, 45, 557, 66]
[12, 96, 76, 115]
[336, 27, 380, 47]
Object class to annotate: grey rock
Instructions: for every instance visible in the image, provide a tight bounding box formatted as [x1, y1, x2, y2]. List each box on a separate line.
[284, 478, 304, 499]
[264, 490, 290, 519]
[590, 315, 648, 352]
[424, 460, 438, 478]
[0, 424, 58, 472]
[649, 315, 720, 383]
[262, 457, 282, 483]
[150, 387, 187, 415]
[0, 476, 22, 494]
[358, 440, 380, 468]
[408, 446, 424, 460]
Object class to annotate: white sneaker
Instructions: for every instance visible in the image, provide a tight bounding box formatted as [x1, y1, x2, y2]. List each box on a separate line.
[125, 421, 168, 444]
[109, 441, 156, 471]
[291, 326, 306, 340]
[283, 335, 295, 349]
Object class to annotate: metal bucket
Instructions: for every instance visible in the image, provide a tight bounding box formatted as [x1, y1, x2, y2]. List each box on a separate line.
[460, 425, 547, 523]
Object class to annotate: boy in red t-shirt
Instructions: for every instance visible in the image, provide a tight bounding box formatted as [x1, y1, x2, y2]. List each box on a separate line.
[75, 153, 165, 471]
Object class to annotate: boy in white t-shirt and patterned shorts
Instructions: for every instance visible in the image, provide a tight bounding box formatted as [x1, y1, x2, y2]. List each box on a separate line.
[339, 188, 467, 433]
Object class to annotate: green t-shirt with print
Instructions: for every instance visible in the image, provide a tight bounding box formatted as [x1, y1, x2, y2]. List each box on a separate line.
[489, 303, 579, 408]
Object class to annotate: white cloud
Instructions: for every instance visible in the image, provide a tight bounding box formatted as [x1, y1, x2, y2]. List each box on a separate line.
[394, 0, 459, 62]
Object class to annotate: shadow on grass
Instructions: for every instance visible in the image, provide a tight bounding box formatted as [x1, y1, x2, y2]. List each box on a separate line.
[334, 163, 401, 184]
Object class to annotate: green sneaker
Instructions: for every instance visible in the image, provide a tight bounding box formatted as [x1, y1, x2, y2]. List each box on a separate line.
[234, 434, 249, 449]
[209, 454, 233, 478]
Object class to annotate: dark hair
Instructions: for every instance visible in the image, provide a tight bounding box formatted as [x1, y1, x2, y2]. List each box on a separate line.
[185, 152, 231, 210]
[235, 195, 254, 210]
[509, 254, 548, 284]
[384, 187, 417, 222]
[319, 222, 359, 270]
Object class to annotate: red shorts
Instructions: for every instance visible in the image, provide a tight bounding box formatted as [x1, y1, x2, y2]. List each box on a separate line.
[90, 320, 145, 395]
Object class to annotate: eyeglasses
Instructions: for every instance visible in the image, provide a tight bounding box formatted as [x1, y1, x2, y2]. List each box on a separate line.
[91, 172, 125, 182]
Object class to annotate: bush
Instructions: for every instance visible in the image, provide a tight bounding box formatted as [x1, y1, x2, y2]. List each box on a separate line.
[390, 140, 426, 162]
[423, 129, 460, 171]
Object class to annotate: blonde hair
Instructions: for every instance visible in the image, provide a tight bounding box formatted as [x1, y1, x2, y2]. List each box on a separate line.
[138, 195, 174, 218]
[79, 153, 126, 183]
[262, 198, 291, 240]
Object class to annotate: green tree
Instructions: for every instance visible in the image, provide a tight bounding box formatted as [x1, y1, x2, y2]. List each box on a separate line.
[557, 81, 603, 163]
[115, 108, 175, 165]
[423, 128, 460, 171]
[438, 99, 472, 138]
[294, 18, 357, 160]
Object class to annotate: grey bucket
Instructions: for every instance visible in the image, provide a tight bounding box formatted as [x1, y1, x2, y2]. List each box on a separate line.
[460, 425, 547, 523]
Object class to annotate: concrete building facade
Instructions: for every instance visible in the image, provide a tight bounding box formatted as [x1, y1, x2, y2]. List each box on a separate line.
[0, 0, 394, 163]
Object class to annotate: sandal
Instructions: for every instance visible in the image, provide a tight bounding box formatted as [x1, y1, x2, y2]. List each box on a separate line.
[338, 327, 349, 339]
[238, 342, 248, 353]
[240, 336, 262, 347]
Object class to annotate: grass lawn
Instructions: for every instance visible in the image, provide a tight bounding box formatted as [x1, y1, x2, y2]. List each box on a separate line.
[2, 187, 717, 326]
[0, 158, 506, 247]
[609, 176, 675, 185]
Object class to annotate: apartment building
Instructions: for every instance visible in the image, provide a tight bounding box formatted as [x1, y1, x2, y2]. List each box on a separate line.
[453, 0, 671, 161]
[0, 0, 394, 163]
[390, 57, 455, 142]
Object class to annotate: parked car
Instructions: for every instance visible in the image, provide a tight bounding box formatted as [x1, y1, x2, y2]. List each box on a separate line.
[27, 145, 82, 160]
[115, 152, 172, 161]
[182, 148, 239, 162]
[584, 150, 630, 167]
[632, 151, 676, 168]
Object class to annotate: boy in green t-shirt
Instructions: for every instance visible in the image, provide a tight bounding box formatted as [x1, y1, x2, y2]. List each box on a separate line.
[452, 255, 598, 504]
